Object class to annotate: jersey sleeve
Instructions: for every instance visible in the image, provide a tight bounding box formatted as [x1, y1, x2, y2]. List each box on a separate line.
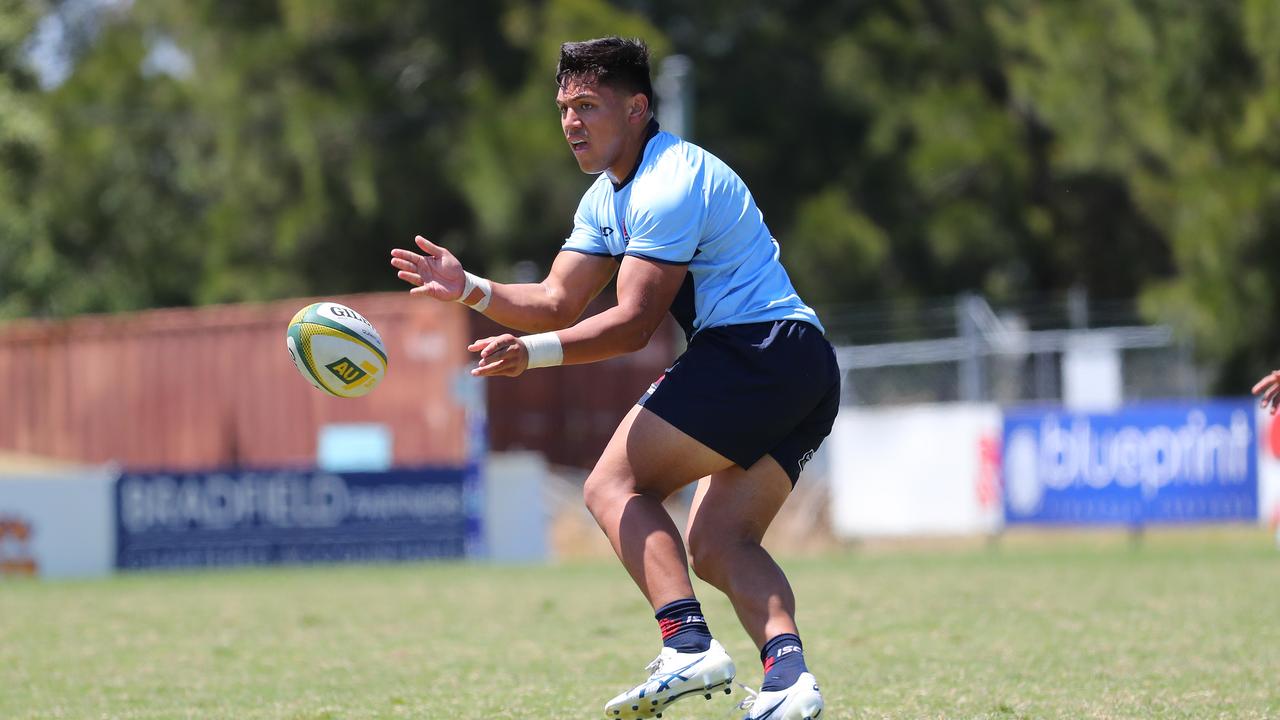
[622, 172, 704, 265]
[560, 189, 613, 258]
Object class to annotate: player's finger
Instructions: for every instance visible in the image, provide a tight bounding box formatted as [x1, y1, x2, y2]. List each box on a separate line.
[473, 357, 515, 377]
[390, 248, 423, 264]
[1252, 373, 1277, 395]
[415, 235, 445, 257]
[467, 336, 499, 353]
[1264, 385, 1280, 408]
[480, 339, 509, 359]
[390, 257, 419, 273]
[396, 270, 423, 286]
[473, 353, 507, 374]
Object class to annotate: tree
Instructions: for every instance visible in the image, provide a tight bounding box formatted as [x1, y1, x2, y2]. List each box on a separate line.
[990, 0, 1280, 389]
[4, 0, 1279, 389]
[0, 0, 51, 317]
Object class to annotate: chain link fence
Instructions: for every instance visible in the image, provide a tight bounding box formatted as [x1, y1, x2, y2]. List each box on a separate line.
[823, 293, 1201, 407]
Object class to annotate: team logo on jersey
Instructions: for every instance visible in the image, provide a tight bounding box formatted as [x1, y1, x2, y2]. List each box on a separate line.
[601, 226, 613, 237]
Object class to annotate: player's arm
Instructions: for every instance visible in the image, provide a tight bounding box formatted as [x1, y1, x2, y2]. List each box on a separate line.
[468, 255, 685, 377]
[1254, 370, 1280, 415]
[390, 236, 617, 333]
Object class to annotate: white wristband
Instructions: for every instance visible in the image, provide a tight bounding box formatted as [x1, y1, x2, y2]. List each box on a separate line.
[520, 332, 563, 369]
[458, 271, 492, 312]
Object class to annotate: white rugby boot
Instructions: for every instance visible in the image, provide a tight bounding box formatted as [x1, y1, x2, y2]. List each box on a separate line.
[603, 639, 736, 719]
[738, 672, 824, 720]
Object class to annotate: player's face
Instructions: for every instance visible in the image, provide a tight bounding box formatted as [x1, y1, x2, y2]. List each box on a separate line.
[557, 80, 634, 176]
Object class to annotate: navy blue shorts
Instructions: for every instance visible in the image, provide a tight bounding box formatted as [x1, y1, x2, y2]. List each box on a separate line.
[637, 319, 840, 485]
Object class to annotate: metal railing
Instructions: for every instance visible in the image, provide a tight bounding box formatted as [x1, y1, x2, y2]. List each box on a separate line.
[828, 293, 1200, 406]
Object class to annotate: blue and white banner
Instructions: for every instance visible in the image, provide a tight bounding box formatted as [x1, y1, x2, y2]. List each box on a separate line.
[1003, 401, 1257, 525]
[116, 467, 481, 569]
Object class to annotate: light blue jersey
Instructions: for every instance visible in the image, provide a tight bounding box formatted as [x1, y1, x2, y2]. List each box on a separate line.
[561, 122, 824, 339]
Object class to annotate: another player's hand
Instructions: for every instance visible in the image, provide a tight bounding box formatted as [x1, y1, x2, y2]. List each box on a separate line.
[468, 334, 528, 378]
[1253, 369, 1280, 415]
[390, 235, 466, 302]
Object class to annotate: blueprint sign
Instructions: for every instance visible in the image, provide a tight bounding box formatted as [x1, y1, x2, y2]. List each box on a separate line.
[116, 467, 479, 569]
[1003, 401, 1256, 524]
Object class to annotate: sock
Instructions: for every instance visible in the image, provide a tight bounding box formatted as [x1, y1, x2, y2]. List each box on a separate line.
[760, 633, 807, 691]
[654, 598, 712, 653]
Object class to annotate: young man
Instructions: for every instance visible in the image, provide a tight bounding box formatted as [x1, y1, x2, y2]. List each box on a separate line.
[390, 37, 837, 720]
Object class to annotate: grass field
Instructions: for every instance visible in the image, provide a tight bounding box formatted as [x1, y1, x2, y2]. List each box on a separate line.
[3, 528, 1279, 719]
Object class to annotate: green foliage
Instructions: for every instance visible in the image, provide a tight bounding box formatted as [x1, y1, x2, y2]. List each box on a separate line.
[786, 187, 889, 305]
[449, 0, 669, 276]
[0, 0, 49, 318]
[1, 0, 1278, 387]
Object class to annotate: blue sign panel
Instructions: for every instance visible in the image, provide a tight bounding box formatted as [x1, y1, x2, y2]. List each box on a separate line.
[116, 467, 480, 569]
[1003, 401, 1257, 525]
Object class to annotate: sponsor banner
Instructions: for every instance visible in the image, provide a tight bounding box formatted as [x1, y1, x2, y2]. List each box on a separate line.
[0, 469, 116, 579]
[116, 467, 479, 570]
[829, 404, 1004, 537]
[1003, 401, 1256, 525]
[482, 452, 548, 563]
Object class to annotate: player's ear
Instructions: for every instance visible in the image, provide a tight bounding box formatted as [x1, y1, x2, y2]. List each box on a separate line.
[630, 93, 650, 121]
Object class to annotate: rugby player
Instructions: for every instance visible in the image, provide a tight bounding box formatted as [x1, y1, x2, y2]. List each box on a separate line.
[391, 37, 837, 720]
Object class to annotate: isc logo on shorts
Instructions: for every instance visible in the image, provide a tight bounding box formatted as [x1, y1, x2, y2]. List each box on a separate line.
[645, 372, 667, 397]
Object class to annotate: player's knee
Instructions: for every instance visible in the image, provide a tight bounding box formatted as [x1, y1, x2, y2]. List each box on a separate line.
[689, 528, 764, 587]
[687, 549, 717, 586]
[582, 471, 634, 519]
[582, 474, 610, 519]
[687, 532, 730, 587]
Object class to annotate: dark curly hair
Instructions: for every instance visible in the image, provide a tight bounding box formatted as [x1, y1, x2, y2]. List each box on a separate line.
[556, 37, 654, 107]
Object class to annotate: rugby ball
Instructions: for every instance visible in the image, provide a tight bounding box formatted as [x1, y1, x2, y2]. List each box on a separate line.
[285, 302, 387, 398]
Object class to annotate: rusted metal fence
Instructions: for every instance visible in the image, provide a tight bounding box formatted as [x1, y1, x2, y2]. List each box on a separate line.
[0, 292, 678, 471]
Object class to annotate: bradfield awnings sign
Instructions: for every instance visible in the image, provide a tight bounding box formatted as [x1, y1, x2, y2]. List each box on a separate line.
[116, 467, 480, 569]
[1003, 401, 1257, 524]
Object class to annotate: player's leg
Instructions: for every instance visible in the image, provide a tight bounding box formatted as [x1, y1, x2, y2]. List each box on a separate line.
[685, 457, 795, 647]
[685, 457, 824, 720]
[583, 404, 735, 608]
[586, 404, 739, 719]
[591, 319, 837, 718]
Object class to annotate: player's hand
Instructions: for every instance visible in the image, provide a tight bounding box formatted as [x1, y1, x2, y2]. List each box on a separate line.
[468, 334, 529, 378]
[390, 235, 466, 302]
[1253, 370, 1280, 415]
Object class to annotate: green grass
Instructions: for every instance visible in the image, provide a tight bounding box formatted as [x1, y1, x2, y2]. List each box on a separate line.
[3, 529, 1280, 719]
